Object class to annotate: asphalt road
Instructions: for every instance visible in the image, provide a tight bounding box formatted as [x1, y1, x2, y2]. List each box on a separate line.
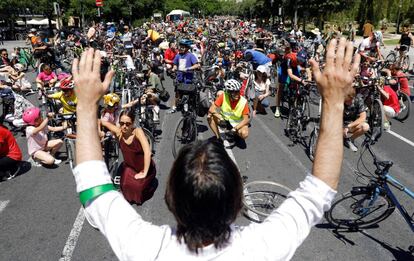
[0, 40, 413, 261]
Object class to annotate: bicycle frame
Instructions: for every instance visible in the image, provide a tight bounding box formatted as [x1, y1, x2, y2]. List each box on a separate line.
[365, 143, 414, 232]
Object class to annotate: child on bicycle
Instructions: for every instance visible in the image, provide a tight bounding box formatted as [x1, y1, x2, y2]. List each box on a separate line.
[47, 79, 77, 114]
[36, 64, 57, 95]
[22, 107, 66, 166]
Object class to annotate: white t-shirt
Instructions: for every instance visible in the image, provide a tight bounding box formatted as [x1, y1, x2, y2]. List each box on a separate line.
[74, 161, 336, 261]
[358, 38, 379, 53]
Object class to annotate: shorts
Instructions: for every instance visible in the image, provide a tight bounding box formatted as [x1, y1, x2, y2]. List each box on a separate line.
[383, 105, 397, 118]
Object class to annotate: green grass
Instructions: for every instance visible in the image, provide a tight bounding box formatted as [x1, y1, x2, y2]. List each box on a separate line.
[384, 39, 400, 46]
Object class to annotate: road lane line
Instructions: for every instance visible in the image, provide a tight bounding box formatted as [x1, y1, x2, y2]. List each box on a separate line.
[387, 130, 414, 147]
[59, 207, 85, 261]
[0, 200, 10, 213]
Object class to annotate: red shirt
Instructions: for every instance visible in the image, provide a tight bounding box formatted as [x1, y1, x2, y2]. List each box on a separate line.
[383, 86, 400, 113]
[395, 71, 411, 96]
[164, 48, 177, 64]
[0, 126, 22, 161]
[214, 93, 249, 115]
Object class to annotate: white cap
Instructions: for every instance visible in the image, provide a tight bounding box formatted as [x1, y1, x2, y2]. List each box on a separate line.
[257, 65, 267, 75]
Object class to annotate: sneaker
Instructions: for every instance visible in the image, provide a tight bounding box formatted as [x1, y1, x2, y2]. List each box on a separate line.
[28, 157, 41, 167]
[345, 138, 358, 152]
[168, 107, 177, 114]
[274, 107, 280, 118]
[54, 159, 62, 165]
[383, 121, 391, 132]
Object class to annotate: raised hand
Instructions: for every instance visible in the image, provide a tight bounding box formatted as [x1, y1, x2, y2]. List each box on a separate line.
[310, 38, 360, 106]
[72, 48, 114, 106]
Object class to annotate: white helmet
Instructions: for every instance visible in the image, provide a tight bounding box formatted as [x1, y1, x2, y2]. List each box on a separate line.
[224, 79, 241, 92]
[14, 63, 24, 72]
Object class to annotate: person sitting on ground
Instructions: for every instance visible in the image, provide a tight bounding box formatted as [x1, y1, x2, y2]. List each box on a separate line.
[9, 63, 32, 92]
[36, 65, 57, 94]
[343, 89, 369, 152]
[101, 110, 157, 205]
[0, 124, 22, 181]
[252, 65, 270, 116]
[0, 48, 11, 67]
[22, 107, 65, 166]
[377, 83, 400, 131]
[70, 38, 360, 260]
[208, 79, 249, 141]
[47, 79, 77, 114]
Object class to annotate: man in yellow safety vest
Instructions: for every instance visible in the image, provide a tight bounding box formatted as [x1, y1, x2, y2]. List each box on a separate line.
[208, 79, 250, 142]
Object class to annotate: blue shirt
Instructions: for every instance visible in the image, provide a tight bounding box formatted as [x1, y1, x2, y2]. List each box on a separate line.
[173, 52, 199, 84]
[244, 49, 272, 66]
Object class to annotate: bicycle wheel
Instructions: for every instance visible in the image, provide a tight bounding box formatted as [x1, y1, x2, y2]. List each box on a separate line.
[243, 181, 293, 220]
[143, 127, 155, 153]
[395, 92, 411, 121]
[66, 139, 76, 170]
[385, 52, 396, 64]
[172, 116, 197, 158]
[308, 127, 319, 162]
[369, 99, 385, 139]
[325, 188, 395, 229]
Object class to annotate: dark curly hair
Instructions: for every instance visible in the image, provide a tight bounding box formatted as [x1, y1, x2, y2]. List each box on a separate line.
[165, 139, 243, 253]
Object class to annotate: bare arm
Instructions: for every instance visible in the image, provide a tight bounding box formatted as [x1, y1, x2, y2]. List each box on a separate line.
[347, 111, 367, 128]
[72, 49, 114, 164]
[310, 38, 360, 190]
[133, 128, 151, 178]
[100, 120, 121, 137]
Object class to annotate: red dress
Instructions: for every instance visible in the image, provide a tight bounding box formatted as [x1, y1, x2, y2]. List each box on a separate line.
[119, 135, 157, 205]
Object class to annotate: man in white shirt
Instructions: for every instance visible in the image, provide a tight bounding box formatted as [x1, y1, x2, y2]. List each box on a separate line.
[71, 38, 360, 260]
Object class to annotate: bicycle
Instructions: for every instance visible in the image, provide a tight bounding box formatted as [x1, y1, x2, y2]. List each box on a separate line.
[392, 75, 412, 122]
[385, 45, 411, 72]
[171, 80, 202, 158]
[284, 82, 313, 144]
[355, 75, 385, 141]
[325, 135, 414, 232]
[54, 113, 77, 170]
[102, 131, 121, 186]
[242, 179, 293, 222]
[307, 89, 322, 162]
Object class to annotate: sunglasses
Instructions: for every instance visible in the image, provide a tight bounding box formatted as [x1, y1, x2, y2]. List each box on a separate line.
[120, 121, 132, 127]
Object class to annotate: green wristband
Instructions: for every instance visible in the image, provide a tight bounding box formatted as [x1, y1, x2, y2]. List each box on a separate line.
[79, 184, 116, 206]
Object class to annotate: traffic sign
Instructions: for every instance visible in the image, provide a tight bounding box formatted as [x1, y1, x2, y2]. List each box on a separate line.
[96, 0, 103, 7]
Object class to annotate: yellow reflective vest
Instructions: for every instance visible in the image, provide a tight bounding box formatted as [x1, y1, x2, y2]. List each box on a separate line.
[220, 92, 247, 126]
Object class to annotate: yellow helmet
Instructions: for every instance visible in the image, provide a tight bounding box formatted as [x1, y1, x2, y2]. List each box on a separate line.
[103, 93, 120, 107]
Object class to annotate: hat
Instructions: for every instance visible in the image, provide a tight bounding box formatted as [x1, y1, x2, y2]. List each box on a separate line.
[311, 28, 321, 35]
[256, 65, 267, 75]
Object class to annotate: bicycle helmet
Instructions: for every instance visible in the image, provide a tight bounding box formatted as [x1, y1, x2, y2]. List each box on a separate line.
[224, 79, 241, 92]
[297, 50, 308, 65]
[103, 93, 120, 107]
[152, 48, 160, 54]
[373, 31, 382, 43]
[60, 79, 75, 90]
[179, 39, 193, 48]
[22, 107, 41, 126]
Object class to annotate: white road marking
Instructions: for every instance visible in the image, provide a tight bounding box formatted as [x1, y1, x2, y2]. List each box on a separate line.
[387, 130, 414, 147]
[0, 200, 10, 213]
[59, 207, 85, 261]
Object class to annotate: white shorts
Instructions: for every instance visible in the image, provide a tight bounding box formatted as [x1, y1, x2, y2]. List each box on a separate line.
[383, 105, 397, 118]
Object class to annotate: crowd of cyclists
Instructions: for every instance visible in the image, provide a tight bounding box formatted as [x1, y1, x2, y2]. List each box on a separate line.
[0, 16, 413, 205]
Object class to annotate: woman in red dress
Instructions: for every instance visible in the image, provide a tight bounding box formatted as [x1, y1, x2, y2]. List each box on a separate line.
[101, 110, 157, 205]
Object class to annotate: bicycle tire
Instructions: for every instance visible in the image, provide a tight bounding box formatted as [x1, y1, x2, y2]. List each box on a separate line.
[172, 116, 197, 158]
[66, 139, 76, 170]
[325, 188, 395, 229]
[308, 127, 319, 161]
[243, 180, 293, 218]
[385, 52, 396, 64]
[369, 99, 384, 139]
[395, 92, 411, 121]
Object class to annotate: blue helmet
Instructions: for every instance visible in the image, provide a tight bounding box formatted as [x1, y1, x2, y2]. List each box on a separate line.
[179, 39, 193, 47]
[297, 50, 308, 65]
